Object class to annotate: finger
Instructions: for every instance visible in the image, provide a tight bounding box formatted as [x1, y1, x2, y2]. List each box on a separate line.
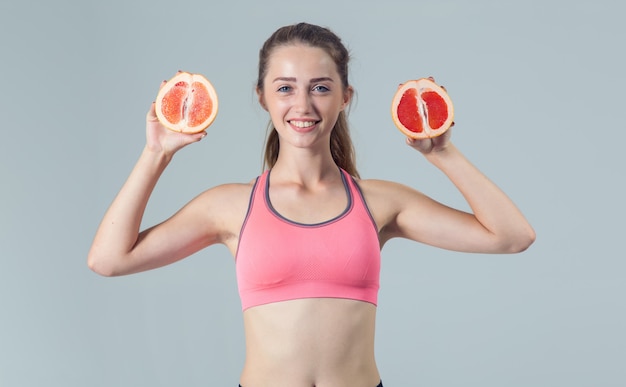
[146, 101, 158, 120]
[405, 136, 423, 148]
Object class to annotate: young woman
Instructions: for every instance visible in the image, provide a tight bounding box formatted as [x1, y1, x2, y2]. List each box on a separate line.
[88, 22, 535, 387]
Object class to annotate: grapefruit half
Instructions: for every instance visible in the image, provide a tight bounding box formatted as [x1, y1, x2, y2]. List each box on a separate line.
[155, 72, 218, 133]
[391, 78, 454, 139]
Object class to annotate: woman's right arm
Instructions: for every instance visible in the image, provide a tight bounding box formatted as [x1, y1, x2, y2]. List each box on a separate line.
[87, 98, 211, 276]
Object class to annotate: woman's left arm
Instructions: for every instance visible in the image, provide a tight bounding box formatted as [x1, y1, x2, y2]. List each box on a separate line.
[381, 132, 536, 254]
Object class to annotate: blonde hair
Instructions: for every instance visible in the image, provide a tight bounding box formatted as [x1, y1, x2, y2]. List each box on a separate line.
[257, 22, 359, 178]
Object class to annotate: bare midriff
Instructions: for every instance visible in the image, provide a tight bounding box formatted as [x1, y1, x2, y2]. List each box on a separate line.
[239, 298, 380, 387]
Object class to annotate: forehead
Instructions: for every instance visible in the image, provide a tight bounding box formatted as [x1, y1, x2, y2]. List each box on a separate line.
[266, 44, 338, 79]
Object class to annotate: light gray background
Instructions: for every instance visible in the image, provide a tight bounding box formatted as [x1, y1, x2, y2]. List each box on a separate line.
[1, 0, 624, 386]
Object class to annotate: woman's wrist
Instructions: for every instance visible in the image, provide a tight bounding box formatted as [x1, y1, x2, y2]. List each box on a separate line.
[423, 142, 460, 166]
[141, 144, 172, 169]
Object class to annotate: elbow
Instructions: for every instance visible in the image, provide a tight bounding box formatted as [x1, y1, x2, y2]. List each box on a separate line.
[504, 227, 536, 254]
[87, 251, 120, 277]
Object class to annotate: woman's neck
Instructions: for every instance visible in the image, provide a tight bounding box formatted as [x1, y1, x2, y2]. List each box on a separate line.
[271, 150, 340, 186]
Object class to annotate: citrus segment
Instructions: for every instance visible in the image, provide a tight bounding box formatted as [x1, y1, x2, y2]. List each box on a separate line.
[160, 81, 187, 125]
[155, 72, 218, 133]
[391, 78, 454, 139]
[397, 88, 423, 134]
[187, 81, 213, 127]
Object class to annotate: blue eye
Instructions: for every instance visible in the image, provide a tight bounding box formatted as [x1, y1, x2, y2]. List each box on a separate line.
[313, 85, 329, 92]
[277, 85, 292, 92]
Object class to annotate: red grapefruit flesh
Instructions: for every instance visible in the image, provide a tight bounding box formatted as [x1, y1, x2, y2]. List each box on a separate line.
[155, 72, 218, 133]
[391, 78, 454, 139]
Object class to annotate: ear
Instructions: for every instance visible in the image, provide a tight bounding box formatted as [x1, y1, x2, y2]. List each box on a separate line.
[341, 86, 354, 111]
[256, 86, 268, 111]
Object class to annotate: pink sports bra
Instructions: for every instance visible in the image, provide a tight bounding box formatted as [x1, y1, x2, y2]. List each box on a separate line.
[235, 168, 381, 311]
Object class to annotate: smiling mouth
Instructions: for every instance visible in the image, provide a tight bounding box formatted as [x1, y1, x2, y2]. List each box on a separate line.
[289, 120, 319, 128]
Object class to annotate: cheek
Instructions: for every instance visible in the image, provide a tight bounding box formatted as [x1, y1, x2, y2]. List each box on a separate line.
[265, 101, 287, 124]
[320, 99, 343, 115]
[266, 97, 289, 114]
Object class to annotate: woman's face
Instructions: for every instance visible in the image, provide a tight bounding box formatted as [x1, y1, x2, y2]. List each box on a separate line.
[258, 44, 352, 150]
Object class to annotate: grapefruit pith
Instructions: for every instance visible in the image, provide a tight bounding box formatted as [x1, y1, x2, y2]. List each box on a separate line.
[391, 78, 454, 139]
[155, 71, 218, 133]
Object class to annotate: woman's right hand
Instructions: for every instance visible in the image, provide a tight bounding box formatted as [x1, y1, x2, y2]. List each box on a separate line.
[145, 80, 207, 157]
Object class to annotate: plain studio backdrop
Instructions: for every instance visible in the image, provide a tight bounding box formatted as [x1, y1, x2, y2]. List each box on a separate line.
[1, 0, 624, 386]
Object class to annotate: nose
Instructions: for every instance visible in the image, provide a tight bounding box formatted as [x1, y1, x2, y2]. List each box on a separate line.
[293, 90, 312, 114]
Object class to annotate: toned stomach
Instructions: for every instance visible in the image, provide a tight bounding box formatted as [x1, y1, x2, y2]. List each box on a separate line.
[239, 298, 380, 387]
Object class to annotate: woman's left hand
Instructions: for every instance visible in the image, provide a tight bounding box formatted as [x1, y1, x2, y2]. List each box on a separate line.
[405, 125, 453, 154]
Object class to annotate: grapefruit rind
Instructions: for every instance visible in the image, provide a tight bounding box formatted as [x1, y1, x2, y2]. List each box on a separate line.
[155, 72, 219, 134]
[391, 78, 454, 139]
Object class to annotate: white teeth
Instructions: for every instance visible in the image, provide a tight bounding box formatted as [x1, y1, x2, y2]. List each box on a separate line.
[290, 121, 316, 128]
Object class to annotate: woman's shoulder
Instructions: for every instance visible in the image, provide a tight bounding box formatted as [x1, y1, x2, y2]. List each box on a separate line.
[353, 176, 417, 197]
[185, 178, 258, 242]
[353, 176, 433, 243]
[195, 177, 258, 205]
[353, 176, 429, 216]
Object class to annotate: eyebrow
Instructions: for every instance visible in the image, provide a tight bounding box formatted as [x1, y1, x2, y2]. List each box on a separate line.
[272, 77, 335, 83]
